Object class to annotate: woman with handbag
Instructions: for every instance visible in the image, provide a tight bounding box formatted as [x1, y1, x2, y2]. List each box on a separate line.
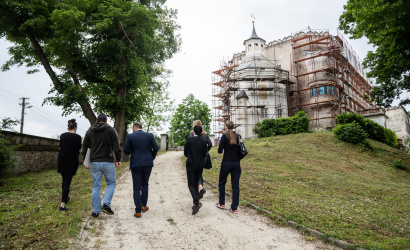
[57, 119, 82, 212]
[216, 121, 241, 214]
[189, 120, 212, 199]
[184, 125, 212, 215]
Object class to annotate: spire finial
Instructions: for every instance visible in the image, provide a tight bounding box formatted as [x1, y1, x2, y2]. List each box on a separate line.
[250, 17, 259, 39]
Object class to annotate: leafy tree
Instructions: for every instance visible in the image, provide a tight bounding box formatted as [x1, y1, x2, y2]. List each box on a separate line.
[0, 0, 180, 145]
[339, 0, 410, 107]
[141, 79, 175, 133]
[169, 94, 212, 146]
[0, 117, 20, 131]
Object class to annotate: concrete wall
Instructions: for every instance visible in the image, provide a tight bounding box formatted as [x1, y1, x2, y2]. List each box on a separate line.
[1, 130, 60, 174]
[386, 107, 410, 140]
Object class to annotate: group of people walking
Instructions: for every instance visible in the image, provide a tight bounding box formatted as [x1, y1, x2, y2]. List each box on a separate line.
[57, 113, 243, 218]
[184, 120, 242, 214]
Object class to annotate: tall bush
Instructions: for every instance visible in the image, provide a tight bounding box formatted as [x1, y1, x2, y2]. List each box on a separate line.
[335, 112, 398, 147]
[254, 111, 310, 137]
[0, 133, 17, 178]
[333, 122, 368, 144]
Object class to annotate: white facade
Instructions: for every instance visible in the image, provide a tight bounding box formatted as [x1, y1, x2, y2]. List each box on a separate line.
[386, 107, 410, 141]
[230, 24, 289, 139]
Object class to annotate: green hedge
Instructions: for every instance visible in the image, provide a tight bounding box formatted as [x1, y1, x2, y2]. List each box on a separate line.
[335, 112, 397, 147]
[333, 122, 368, 144]
[254, 111, 310, 137]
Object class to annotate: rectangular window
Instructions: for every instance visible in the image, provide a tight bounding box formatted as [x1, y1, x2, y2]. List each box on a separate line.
[310, 85, 317, 96]
[330, 86, 335, 95]
[319, 85, 328, 95]
[261, 108, 268, 118]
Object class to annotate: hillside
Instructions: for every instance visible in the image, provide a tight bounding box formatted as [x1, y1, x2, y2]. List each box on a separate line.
[205, 131, 410, 249]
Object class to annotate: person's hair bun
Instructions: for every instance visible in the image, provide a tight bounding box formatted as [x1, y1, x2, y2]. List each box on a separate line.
[68, 118, 77, 130]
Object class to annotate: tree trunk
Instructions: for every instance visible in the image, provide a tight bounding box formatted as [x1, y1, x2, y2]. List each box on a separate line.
[26, 31, 97, 125]
[67, 65, 97, 124]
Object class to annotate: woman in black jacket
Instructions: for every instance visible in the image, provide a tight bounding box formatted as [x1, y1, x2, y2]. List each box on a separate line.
[184, 125, 211, 215]
[189, 120, 212, 199]
[216, 121, 241, 214]
[57, 119, 82, 212]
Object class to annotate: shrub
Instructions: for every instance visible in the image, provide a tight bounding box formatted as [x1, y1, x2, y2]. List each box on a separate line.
[254, 111, 310, 137]
[335, 112, 398, 147]
[393, 159, 406, 170]
[0, 134, 17, 178]
[335, 111, 366, 127]
[333, 122, 368, 144]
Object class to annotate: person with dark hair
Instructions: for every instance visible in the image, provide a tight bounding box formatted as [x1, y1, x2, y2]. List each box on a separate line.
[184, 125, 212, 215]
[123, 121, 159, 218]
[189, 120, 212, 200]
[82, 113, 122, 218]
[57, 119, 82, 212]
[216, 121, 241, 214]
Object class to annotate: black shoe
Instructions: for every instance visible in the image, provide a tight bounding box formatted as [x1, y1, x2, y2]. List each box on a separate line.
[66, 196, 70, 204]
[199, 188, 206, 199]
[192, 202, 202, 215]
[59, 206, 69, 212]
[102, 204, 114, 215]
[91, 212, 100, 218]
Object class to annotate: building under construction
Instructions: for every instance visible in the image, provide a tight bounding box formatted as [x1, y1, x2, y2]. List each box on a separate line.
[212, 24, 384, 139]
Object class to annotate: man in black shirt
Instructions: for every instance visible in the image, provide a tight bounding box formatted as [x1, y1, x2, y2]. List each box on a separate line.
[82, 114, 122, 218]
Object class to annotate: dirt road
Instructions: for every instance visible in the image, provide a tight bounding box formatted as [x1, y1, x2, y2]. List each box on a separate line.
[79, 151, 335, 249]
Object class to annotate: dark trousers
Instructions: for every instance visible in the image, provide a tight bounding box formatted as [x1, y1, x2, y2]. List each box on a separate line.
[186, 164, 203, 204]
[218, 161, 241, 210]
[131, 166, 152, 213]
[61, 173, 73, 203]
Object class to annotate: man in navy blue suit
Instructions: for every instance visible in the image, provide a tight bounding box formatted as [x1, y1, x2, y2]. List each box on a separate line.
[123, 122, 159, 218]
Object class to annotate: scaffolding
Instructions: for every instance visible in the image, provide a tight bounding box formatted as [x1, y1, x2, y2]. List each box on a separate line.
[290, 27, 377, 129]
[212, 56, 290, 138]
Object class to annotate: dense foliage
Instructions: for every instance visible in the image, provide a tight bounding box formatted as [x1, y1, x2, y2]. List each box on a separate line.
[0, 133, 18, 178]
[253, 111, 310, 137]
[339, 0, 410, 106]
[335, 112, 397, 147]
[168, 94, 211, 146]
[0, 0, 180, 144]
[333, 122, 368, 144]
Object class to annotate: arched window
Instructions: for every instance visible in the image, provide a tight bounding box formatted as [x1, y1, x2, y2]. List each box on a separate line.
[248, 44, 252, 52]
[255, 43, 259, 51]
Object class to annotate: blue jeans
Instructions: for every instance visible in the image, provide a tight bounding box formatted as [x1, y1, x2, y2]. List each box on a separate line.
[90, 162, 116, 213]
[131, 166, 152, 213]
[218, 161, 241, 210]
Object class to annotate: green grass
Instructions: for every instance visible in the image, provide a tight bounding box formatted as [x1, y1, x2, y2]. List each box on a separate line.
[0, 163, 129, 249]
[204, 131, 410, 249]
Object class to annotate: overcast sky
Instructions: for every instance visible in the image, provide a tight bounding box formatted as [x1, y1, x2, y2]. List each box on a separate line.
[0, 0, 381, 138]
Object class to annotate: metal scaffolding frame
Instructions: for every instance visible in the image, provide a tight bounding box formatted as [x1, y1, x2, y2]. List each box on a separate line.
[212, 57, 290, 136]
[289, 27, 378, 129]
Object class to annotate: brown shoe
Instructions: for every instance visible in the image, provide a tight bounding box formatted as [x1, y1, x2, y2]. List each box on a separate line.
[134, 212, 141, 218]
[141, 206, 149, 212]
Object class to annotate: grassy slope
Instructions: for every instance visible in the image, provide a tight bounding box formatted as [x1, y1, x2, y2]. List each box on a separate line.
[0, 163, 129, 249]
[204, 131, 410, 249]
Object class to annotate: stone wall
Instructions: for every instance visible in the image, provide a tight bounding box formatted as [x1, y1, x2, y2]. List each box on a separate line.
[1, 130, 60, 174]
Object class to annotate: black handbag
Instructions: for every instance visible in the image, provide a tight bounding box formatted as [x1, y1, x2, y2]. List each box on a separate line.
[237, 134, 248, 159]
[204, 153, 212, 169]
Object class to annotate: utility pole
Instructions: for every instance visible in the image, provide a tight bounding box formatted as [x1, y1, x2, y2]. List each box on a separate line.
[19, 97, 32, 134]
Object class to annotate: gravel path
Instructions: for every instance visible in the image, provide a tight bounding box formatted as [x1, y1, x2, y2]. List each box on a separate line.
[79, 151, 336, 249]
